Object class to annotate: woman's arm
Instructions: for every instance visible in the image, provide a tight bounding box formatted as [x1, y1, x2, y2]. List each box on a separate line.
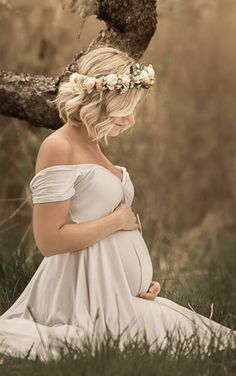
[33, 202, 121, 257]
[32, 134, 123, 257]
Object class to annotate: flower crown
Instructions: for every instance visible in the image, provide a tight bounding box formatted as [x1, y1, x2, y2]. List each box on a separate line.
[69, 63, 155, 95]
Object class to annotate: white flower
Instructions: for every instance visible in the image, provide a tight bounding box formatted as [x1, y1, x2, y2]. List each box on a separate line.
[105, 73, 118, 90]
[121, 73, 131, 86]
[138, 70, 151, 84]
[68, 63, 155, 95]
[69, 72, 84, 85]
[82, 76, 97, 93]
[144, 64, 155, 80]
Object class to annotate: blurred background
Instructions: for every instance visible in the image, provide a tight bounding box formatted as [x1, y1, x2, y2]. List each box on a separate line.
[0, 0, 236, 329]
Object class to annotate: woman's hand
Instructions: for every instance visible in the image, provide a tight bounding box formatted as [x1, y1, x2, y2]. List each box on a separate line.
[113, 201, 140, 231]
[137, 281, 161, 300]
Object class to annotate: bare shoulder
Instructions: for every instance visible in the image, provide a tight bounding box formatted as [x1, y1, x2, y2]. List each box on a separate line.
[35, 133, 73, 174]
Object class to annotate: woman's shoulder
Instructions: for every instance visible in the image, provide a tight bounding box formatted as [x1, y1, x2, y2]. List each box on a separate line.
[35, 132, 73, 175]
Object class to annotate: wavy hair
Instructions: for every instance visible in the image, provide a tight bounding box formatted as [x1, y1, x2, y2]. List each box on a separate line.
[53, 46, 148, 145]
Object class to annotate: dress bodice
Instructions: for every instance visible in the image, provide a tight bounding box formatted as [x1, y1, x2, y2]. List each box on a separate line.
[29, 164, 135, 224]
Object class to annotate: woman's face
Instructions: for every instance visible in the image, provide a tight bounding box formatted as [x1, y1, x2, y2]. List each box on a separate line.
[109, 111, 135, 137]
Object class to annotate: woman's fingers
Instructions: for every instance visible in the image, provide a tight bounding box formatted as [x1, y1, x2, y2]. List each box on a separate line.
[148, 281, 161, 295]
[138, 291, 155, 300]
[149, 281, 161, 295]
[138, 281, 161, 300]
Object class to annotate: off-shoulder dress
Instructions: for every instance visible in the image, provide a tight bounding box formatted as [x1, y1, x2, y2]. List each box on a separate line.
[0, 164, 235, 360]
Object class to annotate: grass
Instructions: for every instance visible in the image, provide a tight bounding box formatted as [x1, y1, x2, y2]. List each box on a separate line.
[0, 331, 236, 376]
[0, 234, 236, 375]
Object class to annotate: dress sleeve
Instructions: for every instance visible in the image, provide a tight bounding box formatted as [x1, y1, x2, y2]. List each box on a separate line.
[29, 166, 81, 204]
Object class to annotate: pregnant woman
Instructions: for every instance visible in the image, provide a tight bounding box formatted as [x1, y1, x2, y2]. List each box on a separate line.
[0, 46, 235, 361]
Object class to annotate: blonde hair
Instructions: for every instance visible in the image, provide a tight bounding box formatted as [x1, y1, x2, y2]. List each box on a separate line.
[53, 46, 148, 145]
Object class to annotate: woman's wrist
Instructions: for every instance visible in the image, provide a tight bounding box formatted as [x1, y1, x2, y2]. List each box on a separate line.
[109, 211, 122, 232]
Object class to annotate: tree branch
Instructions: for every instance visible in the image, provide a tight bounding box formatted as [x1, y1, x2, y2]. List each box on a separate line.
[0, 70, 61, 129]
[0, 0, 157, 129]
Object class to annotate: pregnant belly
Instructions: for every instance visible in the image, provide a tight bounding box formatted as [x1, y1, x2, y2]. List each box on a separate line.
[109, 229, 154, 297]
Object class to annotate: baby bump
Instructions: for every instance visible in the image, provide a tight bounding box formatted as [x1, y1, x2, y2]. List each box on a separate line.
[110, 230, 154, 297]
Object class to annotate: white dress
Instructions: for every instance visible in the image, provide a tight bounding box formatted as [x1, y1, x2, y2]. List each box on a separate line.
[0, 164, 235, 361]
